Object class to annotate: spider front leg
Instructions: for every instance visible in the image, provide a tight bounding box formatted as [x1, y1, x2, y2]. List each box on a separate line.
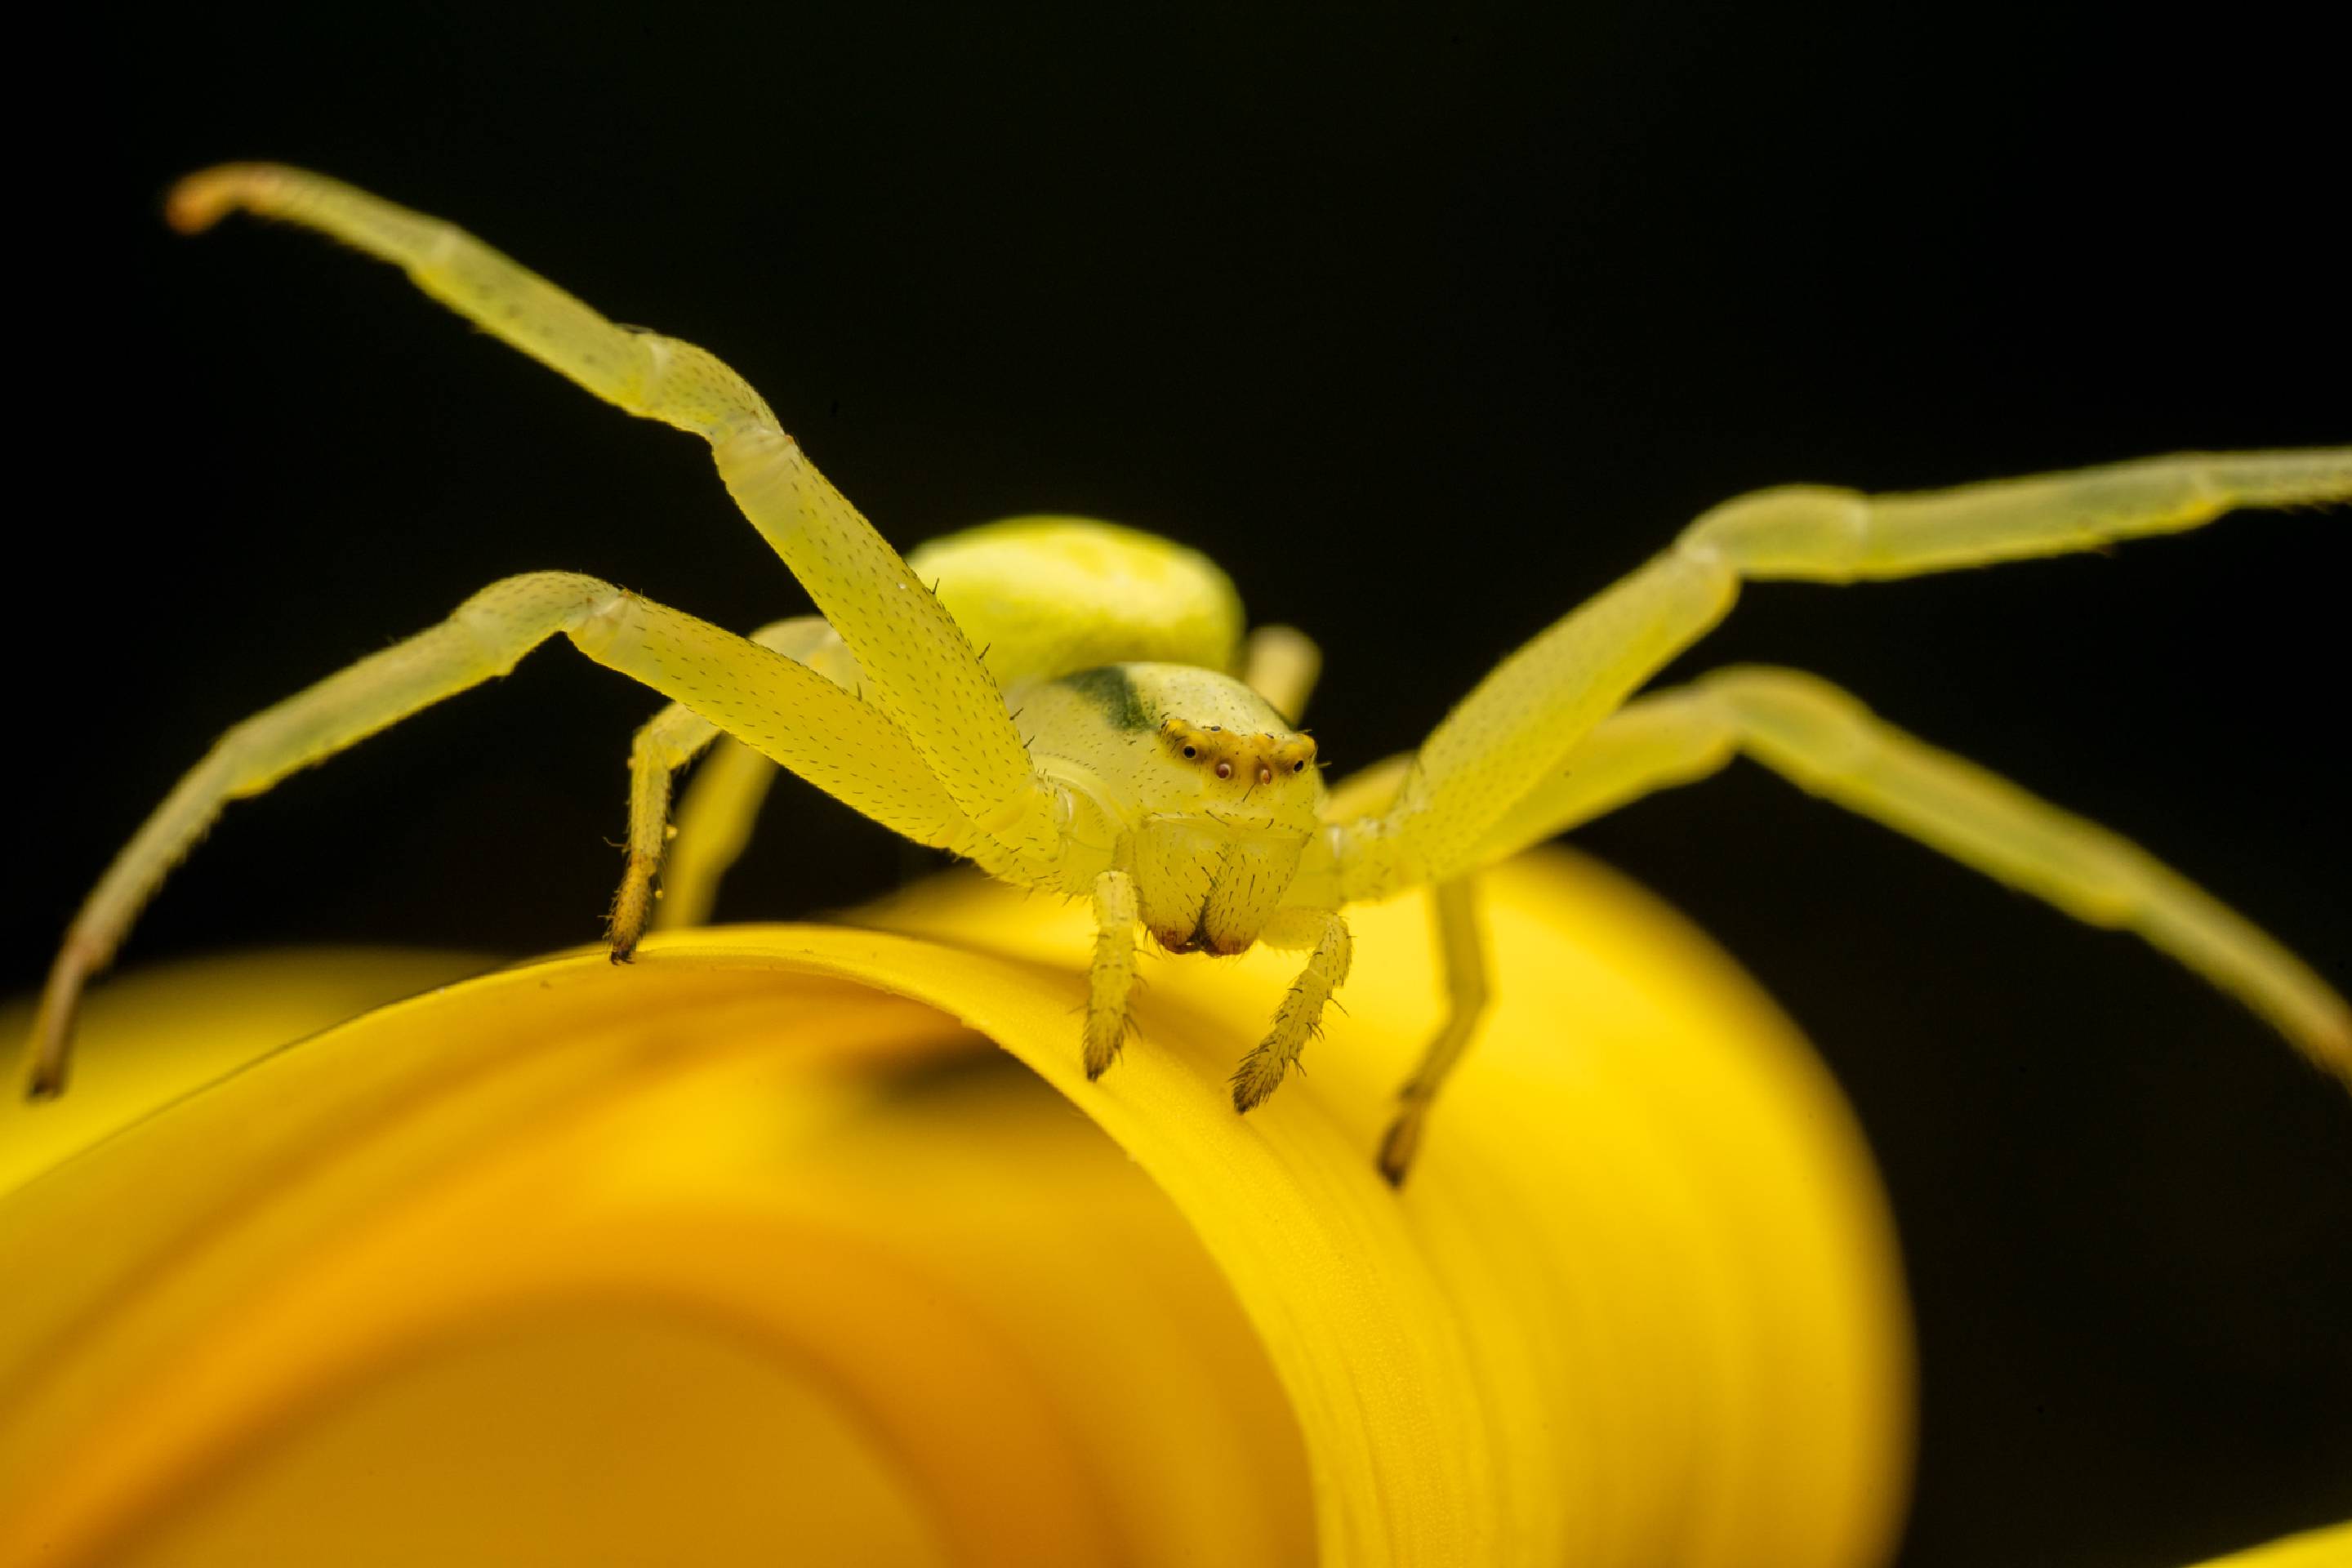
[23, 578, 1002, 1098]
[1231, 908, 1354, 1113]
[1085, 871, 1141, 1079]
[172, 165, 1064, 875]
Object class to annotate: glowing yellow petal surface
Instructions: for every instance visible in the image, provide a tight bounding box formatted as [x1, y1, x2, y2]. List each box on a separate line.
[0, 851, 1910, 1566]
[2192, 1522, 2352, 1568]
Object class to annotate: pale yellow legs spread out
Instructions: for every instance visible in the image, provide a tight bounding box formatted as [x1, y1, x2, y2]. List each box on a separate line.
[24, 163, 2347, 1194]
[167, 164, 1060, 871]
[29, 163, 1062, 1098]
[1344, 448, 2352, 905]
[25, 577, 971, 1096]
[1471, 666, 2352, 1076]
[1337, 452, 2350, 1174]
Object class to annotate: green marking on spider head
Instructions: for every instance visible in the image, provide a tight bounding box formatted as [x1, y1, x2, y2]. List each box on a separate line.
[1057, 666, 1156, 733]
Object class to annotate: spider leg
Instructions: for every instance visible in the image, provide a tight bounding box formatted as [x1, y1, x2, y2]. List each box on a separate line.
[1340, 448, 2350, 902]
[1376, 879, 1490, 1186]
[1241, 624, 1322, 724]
[1231, 909, 1353, 1113]
[1085, 871, 1141, 1079]
[1469, 666, 2351, 1082]
[171, 165, 1062, 871]
[650, 739, 780, 934]
[22, 576, 980, 1099]
[1682, 448, 2351, 581]
[610, 616, 859, 956]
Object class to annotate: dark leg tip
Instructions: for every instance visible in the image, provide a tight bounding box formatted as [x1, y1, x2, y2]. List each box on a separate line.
[1377, 1115, 1422, 1187]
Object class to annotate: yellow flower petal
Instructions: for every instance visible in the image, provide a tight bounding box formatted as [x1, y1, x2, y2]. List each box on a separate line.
[0, 850, 1910, 1566]
[0, 948, 481, 1196]
[2190, 1522, 2352, 1568]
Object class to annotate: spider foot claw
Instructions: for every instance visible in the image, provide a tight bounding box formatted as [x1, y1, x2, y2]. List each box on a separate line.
[1230, 1045, 1288, 1113]
[1082, 1013, 1128, 1080]
[1378, 1105, 1428, 1187]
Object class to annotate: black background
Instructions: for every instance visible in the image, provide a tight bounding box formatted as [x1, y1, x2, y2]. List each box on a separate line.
[29, 5, 2348, 1564]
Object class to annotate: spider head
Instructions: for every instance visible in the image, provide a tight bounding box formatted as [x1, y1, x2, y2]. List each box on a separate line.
[1034, 662, 1327, 954]
[1137, 672, 1323, 837]
[1132, 671, 1325, 954]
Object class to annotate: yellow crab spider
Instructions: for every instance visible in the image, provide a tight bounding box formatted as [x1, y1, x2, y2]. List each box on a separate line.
[20, 164, 2351, 1185]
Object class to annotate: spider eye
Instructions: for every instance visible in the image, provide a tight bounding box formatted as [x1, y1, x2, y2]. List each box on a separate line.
[1183, 745, 1196, 758]
[1256, 764, 1273, 785]
[1291, 760, 1304, 773]
[1215, 760, 1233, 779]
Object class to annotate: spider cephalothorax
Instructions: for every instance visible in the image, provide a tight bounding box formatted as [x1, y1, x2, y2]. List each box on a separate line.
[22, 164, 2349, 1185]
[1020, 665, 1325, 957]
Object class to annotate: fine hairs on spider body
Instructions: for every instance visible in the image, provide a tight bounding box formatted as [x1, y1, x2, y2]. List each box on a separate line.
[20, 166, 2350, 1183]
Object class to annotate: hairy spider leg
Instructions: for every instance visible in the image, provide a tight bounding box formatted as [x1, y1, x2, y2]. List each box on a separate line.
[1086, 871, 1142, 1079]
[24, 576, 982, 1098]
[1230, 908, 1355, 1113]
